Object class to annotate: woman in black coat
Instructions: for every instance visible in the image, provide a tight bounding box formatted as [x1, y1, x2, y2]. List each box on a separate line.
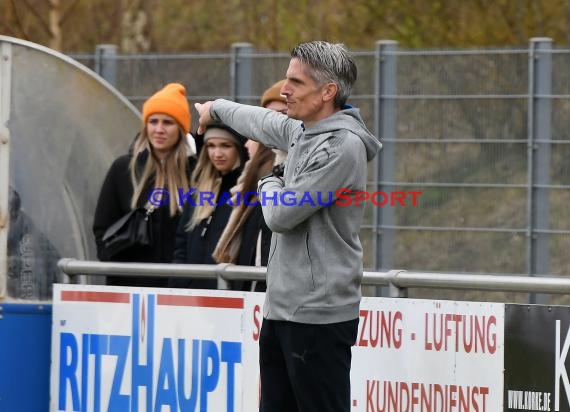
[93, 83, 195, 287]
[169, 124, 247, 289]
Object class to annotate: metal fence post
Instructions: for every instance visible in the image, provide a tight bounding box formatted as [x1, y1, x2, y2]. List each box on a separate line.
[527, 37, 552, 304]
[374, 40, 398, 296]
[94, 44, 118, 87]
[0, 41, 12, 299]
[231, 42, 253, 104]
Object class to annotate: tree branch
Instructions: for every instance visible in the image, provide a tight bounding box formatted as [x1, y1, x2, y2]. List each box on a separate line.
[60, 0, 82, 26]
[8, 0, 29, 40]
[20, 0, 52, 36]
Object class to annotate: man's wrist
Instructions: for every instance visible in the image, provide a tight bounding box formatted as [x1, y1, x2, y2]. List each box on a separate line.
[260, 164, 285, 180]
[258, 175, 283, 192]
[272, 163, 285, 178]
[209, 103, 220, 122]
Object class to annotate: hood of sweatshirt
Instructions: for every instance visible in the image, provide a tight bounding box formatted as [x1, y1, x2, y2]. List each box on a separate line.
[303, 107, 382, 161]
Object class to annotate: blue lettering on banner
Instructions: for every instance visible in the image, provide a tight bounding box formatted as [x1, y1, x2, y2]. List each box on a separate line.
[57, 294, 242, 411]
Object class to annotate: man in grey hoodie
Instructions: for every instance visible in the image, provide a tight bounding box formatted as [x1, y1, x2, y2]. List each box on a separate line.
[195, 40, 382, 412]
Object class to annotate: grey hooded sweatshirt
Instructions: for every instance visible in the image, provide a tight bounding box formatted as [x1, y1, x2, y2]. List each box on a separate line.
[210, 99, 382, 324]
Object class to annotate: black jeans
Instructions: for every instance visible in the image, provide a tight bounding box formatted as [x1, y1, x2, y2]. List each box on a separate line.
[259, 318, 359, 412]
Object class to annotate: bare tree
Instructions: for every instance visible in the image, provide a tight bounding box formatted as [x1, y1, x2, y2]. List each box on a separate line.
[121, 0, 151, 53]
[5, 0, 79, 51]
[48, 0, 62, 50]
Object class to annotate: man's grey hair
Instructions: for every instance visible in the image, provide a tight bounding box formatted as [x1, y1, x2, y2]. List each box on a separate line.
[291, 41, 357, 108]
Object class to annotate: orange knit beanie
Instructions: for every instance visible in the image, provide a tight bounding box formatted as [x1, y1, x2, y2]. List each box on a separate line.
[142, 83, 191, 134]
[260, 79, 286, 108]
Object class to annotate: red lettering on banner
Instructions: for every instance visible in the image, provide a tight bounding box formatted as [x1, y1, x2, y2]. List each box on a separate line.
[365, 380, 489, 411]
[357, 310, 403, 348]
[424, 313, 497, 353]
[252, 304, 261, 341]
[366, 380, 376, 411]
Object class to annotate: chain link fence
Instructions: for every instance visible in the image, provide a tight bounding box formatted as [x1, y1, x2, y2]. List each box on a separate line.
[70, 38, 570, 302]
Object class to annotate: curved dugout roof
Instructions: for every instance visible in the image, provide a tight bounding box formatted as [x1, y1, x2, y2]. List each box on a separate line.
[0, 36, 141, 300]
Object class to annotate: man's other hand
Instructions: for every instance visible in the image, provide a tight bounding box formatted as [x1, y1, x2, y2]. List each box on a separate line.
[194, 101, 214, 134]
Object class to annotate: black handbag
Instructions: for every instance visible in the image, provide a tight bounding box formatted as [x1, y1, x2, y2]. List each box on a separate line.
[102, 206, 154, 258]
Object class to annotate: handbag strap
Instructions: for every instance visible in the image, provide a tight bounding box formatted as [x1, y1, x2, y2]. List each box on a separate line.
[145, 205, 155, 217]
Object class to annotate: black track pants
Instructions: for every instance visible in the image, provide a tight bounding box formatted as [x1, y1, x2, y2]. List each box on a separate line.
[259, 318, 359, 412]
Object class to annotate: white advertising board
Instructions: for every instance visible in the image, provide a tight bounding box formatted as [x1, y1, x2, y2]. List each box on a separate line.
[352, 297, 504, 411]
[50, 284, 264, 412]
[51, 285, 504, 411]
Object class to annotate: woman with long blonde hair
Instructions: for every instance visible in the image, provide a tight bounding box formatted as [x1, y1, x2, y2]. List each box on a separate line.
[169, 124, 247, 289]
[93, 83, 195, 287]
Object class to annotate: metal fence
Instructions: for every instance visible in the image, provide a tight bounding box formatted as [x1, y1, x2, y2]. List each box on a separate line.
[69, 38, 570, 303]
[58, 258, 570, 304]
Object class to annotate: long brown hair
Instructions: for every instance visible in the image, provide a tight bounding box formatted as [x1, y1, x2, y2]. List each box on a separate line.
[239, 144, 274, 203]
[212, 142, 275, 264]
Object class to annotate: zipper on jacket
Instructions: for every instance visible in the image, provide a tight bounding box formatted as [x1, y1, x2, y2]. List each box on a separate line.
[201, 215, 213, 237]
[306, 233, 315, 289]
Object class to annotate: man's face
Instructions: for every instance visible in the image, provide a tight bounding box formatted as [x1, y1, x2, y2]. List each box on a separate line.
[281, 58, 328, 125]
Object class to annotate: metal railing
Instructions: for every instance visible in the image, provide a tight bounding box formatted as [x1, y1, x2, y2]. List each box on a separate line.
[58, 258, 570, 299]
[68, 39, 570, 286]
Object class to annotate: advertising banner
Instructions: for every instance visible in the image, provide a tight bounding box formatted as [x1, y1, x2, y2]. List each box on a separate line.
[504, 304, 570, 412]
[51, 285, 505, 411]
[50, 284, 264, 412]
[352, 297, 504, 411]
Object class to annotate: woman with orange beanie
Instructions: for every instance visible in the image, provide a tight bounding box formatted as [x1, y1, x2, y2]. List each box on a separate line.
[93, 83, 195, 287]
